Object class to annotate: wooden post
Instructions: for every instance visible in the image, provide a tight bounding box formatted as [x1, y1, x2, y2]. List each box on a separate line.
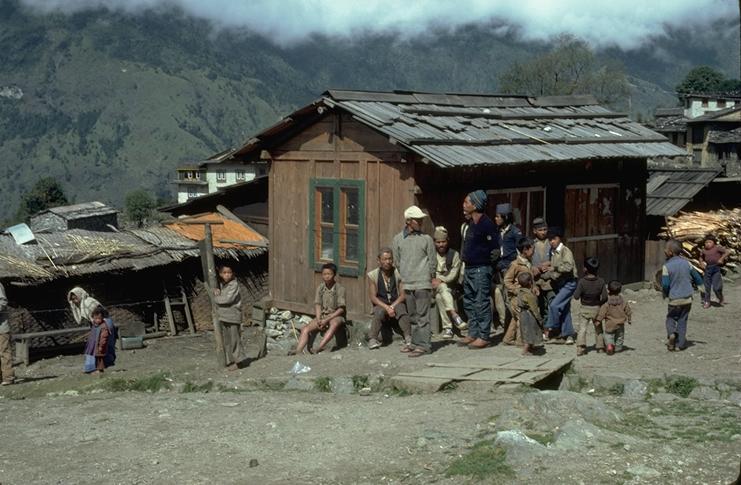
[202, 223, 227, 367]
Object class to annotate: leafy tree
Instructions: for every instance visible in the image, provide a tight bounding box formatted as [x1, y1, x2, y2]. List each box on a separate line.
[15, 177, 69, 222]
[675, 66, 726, 95]
[124, 189, 157, 228]
[497, 36, 630, 107]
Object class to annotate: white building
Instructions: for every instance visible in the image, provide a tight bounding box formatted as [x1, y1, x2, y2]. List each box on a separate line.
[683, 93, 741, 119]
[174, 160, 267, 203]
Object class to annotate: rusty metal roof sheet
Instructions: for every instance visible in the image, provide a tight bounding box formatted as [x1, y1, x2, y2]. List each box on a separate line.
[646, 168, 721, 216]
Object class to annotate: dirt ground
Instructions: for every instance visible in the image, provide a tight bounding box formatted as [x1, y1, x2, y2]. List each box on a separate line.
[1, 279, 740, 484]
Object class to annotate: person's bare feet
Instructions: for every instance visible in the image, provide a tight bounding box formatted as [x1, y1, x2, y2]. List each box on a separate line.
[227, 363, 239, 371]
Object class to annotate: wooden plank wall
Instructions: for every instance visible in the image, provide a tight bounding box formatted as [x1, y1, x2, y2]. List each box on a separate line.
[268, 113, 413, 318]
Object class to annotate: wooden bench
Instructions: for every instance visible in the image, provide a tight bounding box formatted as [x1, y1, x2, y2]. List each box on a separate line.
[12, 327, 90, 366]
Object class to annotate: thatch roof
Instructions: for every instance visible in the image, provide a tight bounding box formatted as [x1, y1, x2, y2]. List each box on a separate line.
[0, 212, 267, 283]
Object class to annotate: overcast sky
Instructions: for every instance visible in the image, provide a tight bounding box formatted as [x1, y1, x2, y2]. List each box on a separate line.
[20, 0, 738, 49]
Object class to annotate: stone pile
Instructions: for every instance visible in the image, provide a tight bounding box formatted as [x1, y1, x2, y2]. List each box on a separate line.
[260, 308, 312, 353]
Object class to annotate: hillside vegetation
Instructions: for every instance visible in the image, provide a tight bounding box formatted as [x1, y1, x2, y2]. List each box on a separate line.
[0, 0, 737, 222]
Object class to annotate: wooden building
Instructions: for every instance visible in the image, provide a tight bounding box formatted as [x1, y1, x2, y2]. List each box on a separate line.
[214, 90, 685, 319]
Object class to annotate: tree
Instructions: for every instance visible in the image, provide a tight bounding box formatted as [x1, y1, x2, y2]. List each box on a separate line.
[124, 189, 157, 228]
[15, 177, 69, 222]
[675, 66, 726, 95]
[497, 36, 630, 107]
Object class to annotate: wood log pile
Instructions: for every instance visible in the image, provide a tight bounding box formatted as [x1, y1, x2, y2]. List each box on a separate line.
[660, 208, 740, 274]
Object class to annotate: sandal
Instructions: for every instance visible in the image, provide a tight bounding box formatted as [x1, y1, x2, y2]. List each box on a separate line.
[400, 344, 414, 353]
[408, 349, 430, 358]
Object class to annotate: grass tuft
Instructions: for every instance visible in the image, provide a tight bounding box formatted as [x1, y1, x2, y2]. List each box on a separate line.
[446, 440, 514, 479]
[100, 372, 171, 393]
[314, 376, 332, 393]
[181, 381, 214, 393]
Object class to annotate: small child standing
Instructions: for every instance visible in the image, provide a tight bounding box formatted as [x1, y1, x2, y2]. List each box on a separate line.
[515, 272, 544, 356]
[572, 257, 608, 356]
[83, 306, 116, 375]
[700, 234, 729, 308]
[595, 281, 632, 355]
[214, 264, 244, 370]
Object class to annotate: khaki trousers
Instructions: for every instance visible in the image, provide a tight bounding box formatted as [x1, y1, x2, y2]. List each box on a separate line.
[576, 306, 604, 349]
[0, 333, 14, 383]
[434, 283, 457, 330]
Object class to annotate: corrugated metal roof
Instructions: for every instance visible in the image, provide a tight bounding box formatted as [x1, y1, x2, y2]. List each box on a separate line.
[646, 168, 721, 216]
[35, 201, 118, 220]
[708, 128, 741, 144]
[225, 89, 687, 167]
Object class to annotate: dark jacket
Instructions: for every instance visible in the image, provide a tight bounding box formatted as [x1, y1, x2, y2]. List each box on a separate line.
[462, 214, 500, 268]
[497, 224, 522, 272]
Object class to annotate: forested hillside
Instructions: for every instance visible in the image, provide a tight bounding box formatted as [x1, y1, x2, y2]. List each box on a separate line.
[0, 0, 737, 222]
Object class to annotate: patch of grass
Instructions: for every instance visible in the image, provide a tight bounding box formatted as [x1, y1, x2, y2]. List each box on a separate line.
[665, 376, 698, 398]
[440, 381, 459, 392]
[314, 376, 332, 393]
[388, 386, 412, 397]
[181, 381, 214, 393]
[525, 432, 554, 446]
[646, 378, 664, 396]
[351, 375, 369, 392]
[100, 372, 171, 393]
[446, 440, 514, 480]
[607, 383, 625, 396]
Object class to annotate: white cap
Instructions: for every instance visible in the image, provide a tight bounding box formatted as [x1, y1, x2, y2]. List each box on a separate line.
[403, 205, 426, 219]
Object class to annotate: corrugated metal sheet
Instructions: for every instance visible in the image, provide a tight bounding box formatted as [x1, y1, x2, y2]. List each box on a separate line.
[646, 168, 721, 216]
[328, 95, 686, 167]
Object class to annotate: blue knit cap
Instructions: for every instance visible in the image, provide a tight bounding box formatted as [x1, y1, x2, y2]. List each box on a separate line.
[468, 190, 487, 211]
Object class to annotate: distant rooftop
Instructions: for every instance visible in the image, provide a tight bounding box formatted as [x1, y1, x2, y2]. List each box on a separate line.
[39, 201, 118, 220]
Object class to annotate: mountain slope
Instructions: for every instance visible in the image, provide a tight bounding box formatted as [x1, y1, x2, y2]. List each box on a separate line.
[0, 0, 737, 222]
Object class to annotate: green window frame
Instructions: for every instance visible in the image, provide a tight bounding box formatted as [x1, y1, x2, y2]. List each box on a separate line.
[308, 178, 366, 277]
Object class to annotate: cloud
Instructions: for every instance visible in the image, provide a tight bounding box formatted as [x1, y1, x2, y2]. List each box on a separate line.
[19, 0, 738, 49]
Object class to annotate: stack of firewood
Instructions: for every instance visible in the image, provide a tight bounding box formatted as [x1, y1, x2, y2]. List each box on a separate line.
[660, 208, 741, 274]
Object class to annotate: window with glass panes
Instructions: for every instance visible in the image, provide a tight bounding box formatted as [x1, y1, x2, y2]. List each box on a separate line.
[309, 179, 365, 276]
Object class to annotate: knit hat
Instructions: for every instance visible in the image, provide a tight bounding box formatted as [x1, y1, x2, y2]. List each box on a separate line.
[532, 217, 547, 230]
[495, 203, 513, 215]
[547, 226, 563, 239]
[433, 226, 449, 241]
[403, 205, 426, 219]
[467, 190, 487, 211]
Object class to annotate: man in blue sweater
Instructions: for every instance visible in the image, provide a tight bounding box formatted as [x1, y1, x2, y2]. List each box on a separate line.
[459, 190, 500, 349]
[661, 239, 704, 351]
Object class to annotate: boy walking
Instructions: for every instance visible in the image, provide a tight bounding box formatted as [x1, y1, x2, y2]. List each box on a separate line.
[0, 282, 14, 385]
[700, 234, 729, 308]
[595, 280, 631, 355]
[572, 257, 607, 356]
[661, 239, 704, 351]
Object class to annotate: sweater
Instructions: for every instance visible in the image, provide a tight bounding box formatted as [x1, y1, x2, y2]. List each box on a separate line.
[661, 256, 703, 305]
[461, 214, 500, 268]
[596, 295, 632, 333]
[392, 228, 436, 290]
[214, 279, 242, 324]
[573, 276, 608, 307]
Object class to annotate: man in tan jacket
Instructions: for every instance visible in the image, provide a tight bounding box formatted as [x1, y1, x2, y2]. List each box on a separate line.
[431, 226, 466, 339]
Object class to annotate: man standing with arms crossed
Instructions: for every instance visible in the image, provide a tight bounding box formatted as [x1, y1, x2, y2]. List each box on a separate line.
[459, 190, 500, 349]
